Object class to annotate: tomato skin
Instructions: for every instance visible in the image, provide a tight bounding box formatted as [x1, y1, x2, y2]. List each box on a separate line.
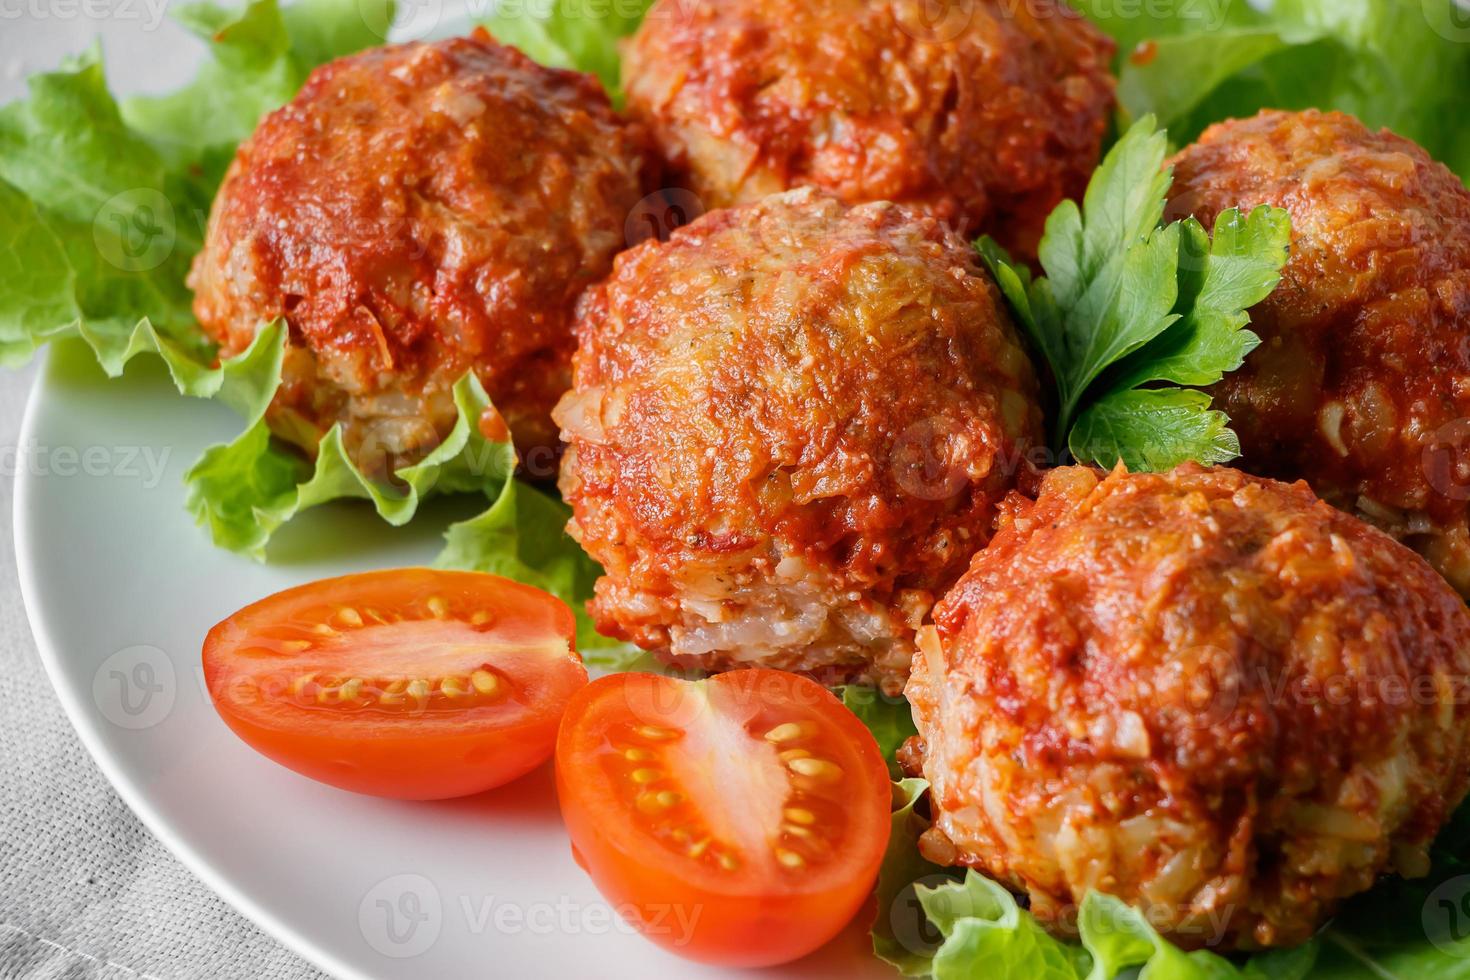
[555, 669, 892, 967]
[215, 704, 563, 801]
[204, 568, 587, 800]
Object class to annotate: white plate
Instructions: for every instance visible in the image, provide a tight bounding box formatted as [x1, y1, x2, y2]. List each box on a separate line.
[17, 346, 900, 980]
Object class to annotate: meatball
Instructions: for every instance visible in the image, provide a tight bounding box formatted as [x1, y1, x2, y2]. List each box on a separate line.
[189, 30, 653, 472]
[907, 464, 1470, 951]
[622, 0, 1115, 260]
[1166, 110, 1470, 596]
[556, 188, 1044, 693]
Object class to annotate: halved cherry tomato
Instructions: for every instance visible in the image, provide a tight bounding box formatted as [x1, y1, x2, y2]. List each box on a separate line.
[555, 669, 891, 967]
[203, 568, 587, 800]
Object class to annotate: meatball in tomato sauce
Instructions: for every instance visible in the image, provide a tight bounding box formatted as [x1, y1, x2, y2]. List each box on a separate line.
[189, 30, 654, 472]
[1167, 110, 1470, 596]
[908, 464, 1470, 951]
[622, 0, 1115, 261]
[556, 189, 1044, 693]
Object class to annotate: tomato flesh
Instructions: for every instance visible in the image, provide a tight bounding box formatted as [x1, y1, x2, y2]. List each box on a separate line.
[555, 669, 892, 967]
[203, 568, 586, 800]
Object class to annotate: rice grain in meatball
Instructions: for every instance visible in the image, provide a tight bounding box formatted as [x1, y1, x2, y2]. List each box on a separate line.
[1166, 110, 1470, 595]
[189, 30, 653, 472]
[557, 189, 1044, 692]
[908, 464, 1470, 951]
[622, 0, 1115, 260]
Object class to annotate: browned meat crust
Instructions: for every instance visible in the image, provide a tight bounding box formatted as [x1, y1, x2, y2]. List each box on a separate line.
[190, 29, 654, 471]
[557, 188, 1044, 692]
[1168, 109, 1470, 596]
[622, 0, 1115, 261]
[909, 464, 1470, 950]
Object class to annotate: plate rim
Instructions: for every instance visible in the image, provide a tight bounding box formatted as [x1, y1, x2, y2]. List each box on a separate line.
[14, 349, 374, 980]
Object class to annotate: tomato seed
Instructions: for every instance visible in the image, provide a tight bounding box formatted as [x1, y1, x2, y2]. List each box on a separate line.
[636, 792, 674, 814]
[775, 849, 805, 869]
[470, 670, 501, 697]
[764, 721, 813, 743]
[788, 758, 841, 781]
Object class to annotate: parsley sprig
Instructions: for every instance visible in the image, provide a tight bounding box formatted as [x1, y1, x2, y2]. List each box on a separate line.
[979, 116, 1291, 472]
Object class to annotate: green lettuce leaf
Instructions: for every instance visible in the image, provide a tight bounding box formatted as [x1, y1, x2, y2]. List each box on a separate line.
[1308, 833, 1470, 976]
[0, 0, 390, 374]
[838, 687, 918, 778]
[436, 472, 642, 669]
[481, 0, 656, 103]
[873, 778, 955, 976]
[873, 777, 1323, 980]
[1069, 0, 1265, 52]
[0, 0, 396, 547]
[1076, 0, 1470, 183]
[873, 784, 1470, 978]
[184, 343, 512, 556]
[122, 0, 392, 190]
[978, 117, 1291, 470]
[920, 873, 1091, 979]
[0, 49, 205, 368]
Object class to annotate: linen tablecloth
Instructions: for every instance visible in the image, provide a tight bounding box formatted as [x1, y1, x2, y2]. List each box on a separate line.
[0, 368, 327, 980]
[0, 17, 367, 977]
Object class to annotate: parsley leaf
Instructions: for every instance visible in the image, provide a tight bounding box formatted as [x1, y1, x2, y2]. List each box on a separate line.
[1069, 388, 1240, 472]
[1107, 207, 1287, 392]
[979, 116, 1291, 472]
